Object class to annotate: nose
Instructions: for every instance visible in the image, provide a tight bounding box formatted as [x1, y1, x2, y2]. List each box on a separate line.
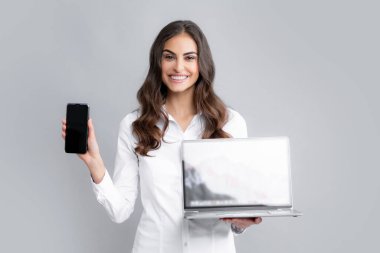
[174, 58, 185, 72]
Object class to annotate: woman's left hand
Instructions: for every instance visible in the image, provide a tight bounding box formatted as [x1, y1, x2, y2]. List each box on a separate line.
[221, 217, 262, 230]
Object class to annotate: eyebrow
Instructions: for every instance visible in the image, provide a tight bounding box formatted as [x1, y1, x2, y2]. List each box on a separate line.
[162, 49, 198, 56]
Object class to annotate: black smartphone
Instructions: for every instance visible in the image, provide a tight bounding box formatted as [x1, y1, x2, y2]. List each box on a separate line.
[65, 103, 89, 154]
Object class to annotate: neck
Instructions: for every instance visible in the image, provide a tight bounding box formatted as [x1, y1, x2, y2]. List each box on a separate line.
[165, 88, 196, 117]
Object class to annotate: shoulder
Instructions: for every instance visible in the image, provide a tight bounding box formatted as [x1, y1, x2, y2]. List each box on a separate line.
[120, 109, 140, 129]
[226, 108, 246, 125]
[118, 109, 140, 143]
[223, 108, 248, 138]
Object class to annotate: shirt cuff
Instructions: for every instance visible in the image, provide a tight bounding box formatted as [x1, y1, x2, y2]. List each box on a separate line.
[231, 223, 246, 235]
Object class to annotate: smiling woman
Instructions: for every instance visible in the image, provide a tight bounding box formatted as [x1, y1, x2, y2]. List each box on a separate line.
[61, 20, 261, 253]
[133, 21, 232, 156]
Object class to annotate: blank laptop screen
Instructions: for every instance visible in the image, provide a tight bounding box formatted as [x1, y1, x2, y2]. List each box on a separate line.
[182, 137, 292, 209]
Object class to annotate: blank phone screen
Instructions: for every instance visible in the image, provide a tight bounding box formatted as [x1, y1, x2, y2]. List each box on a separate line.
[65, 104, 89, 154]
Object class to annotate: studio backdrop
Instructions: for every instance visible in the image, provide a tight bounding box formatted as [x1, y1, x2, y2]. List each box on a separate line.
[0, 0, 379, 252]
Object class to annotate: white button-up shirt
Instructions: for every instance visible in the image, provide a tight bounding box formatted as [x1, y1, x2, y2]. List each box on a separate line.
[91, 107, 248, 253]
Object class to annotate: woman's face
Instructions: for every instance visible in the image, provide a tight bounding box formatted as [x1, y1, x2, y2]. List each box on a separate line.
[161, 33, 199, 96]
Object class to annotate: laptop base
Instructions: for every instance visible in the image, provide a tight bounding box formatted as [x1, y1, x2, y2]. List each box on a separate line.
[184, 209, 303, 219]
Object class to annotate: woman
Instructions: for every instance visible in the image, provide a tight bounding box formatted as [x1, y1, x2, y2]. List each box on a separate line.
[62, 20, 262, 253]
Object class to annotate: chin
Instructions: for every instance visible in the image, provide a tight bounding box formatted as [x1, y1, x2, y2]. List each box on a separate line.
[168, 87, 190, 93]
[166, 84, 195, 94]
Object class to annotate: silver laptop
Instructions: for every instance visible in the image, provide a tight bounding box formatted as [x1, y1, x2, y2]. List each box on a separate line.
[181, 137, 302, 219]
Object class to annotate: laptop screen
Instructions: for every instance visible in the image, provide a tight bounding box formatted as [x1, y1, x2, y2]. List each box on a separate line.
[182, 137, 292, 209]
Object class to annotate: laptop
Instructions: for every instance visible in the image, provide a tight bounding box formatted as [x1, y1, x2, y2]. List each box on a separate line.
[181, 137, 302, 219]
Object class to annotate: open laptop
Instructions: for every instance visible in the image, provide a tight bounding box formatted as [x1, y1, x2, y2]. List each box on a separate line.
[181, 137, 302, 219]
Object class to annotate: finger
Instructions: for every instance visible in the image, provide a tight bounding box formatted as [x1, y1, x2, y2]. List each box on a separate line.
[222, 218, 249, 225]
[232, 218, 253, 223]
[221, 218, 234, 223]
[253, 217, 262, 224]
[88, 118, 95, 138]
[231, 219, 253, 227]
[241, 217, 261, 225]
[62, 119, 66, 125]
[61, 124, 66, 135]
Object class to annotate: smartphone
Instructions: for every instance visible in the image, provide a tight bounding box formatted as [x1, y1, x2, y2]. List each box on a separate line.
[65, 103, 89, 154]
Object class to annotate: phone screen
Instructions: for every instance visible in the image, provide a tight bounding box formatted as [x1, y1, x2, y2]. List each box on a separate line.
[65, 103, 89, 154]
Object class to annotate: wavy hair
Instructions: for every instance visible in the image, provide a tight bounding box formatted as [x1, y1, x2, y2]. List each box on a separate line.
[132, 20, 230, 156]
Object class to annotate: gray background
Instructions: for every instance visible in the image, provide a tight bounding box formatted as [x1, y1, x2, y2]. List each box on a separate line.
[1, 0, 379, 252]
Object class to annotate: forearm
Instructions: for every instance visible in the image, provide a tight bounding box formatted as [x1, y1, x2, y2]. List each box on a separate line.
[86, 157, 106, 184]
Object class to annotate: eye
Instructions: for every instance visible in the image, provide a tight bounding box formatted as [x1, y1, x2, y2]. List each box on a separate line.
[163, 54, 175, 61]
[185, 55, 197, 61]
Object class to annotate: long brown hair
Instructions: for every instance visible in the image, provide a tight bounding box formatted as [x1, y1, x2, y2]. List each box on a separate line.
[133, 20, 230, 156]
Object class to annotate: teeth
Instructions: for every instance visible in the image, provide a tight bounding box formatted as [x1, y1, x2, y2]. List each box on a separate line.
[170, 75, 188, 80]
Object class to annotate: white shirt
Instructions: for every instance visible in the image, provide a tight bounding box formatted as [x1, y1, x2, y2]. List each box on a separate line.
[91, 107, 248, 253]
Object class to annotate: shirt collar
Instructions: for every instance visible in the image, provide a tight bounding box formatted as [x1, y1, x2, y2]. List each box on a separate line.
[161, 104, 202, 122]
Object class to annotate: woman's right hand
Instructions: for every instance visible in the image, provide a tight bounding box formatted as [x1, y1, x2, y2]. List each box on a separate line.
[61, 118, 106, 183]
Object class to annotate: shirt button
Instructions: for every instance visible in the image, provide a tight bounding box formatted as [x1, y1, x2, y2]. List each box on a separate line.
[184, 242, 188, 247]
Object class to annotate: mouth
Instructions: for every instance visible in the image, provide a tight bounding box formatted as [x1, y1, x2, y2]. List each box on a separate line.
[169, 75, 189, 81]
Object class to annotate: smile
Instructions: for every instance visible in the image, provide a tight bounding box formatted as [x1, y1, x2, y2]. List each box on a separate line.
[170, 75, 189, 80]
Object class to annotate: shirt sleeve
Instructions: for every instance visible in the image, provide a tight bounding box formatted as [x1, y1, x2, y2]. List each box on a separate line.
[223, 108, 248, 138]
[90, 113, 139, 223]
